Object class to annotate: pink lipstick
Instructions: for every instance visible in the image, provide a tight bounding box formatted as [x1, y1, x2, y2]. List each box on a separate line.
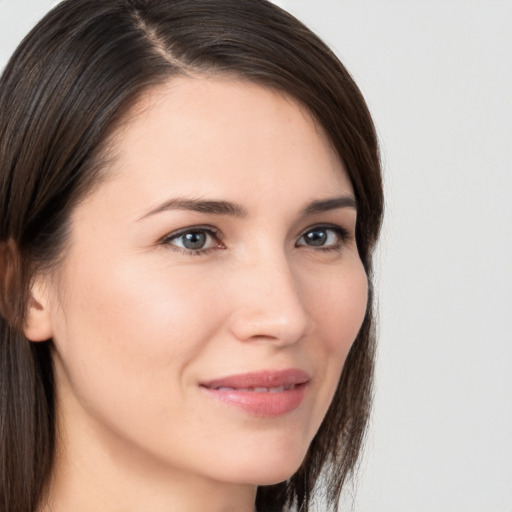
[200, 369, 310, 417]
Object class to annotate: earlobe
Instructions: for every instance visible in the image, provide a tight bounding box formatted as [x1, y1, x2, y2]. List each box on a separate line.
[24, 279, 54, 342]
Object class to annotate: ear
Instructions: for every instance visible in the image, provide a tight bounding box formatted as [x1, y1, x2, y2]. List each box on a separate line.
[0, 240, 54, 342]
[24, 277, 54, 342]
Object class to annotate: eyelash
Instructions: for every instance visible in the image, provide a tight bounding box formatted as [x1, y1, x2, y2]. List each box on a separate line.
[296, 224, 351, 252]
[160, 224, 351, 256]
[160, 225, 223, 256]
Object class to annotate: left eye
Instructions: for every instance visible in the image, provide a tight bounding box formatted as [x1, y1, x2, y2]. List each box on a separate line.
[296, 226, 346, 248]
[163, 228, 219, 251]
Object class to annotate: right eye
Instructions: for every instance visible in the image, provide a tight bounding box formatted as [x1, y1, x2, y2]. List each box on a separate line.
[161, 227, 223, 254]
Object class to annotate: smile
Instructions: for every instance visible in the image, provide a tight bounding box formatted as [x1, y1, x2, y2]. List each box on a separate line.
[200, 369, 310, 417]
[212, 384, 297, 393]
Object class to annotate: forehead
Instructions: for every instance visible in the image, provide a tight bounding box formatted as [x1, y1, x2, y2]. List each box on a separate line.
[100, 76, 352, 205]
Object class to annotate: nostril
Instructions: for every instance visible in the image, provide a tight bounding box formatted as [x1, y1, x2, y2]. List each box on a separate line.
[227, 305, 309, 346]
[225, 256, 310, 344]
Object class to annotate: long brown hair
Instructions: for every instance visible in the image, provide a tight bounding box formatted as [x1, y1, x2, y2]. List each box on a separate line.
[0, 1, 383, 511]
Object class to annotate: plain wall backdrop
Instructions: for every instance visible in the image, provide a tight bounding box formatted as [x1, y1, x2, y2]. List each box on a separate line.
[1, 1, 511, 511]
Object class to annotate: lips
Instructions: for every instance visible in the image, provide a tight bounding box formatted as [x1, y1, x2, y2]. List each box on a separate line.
[200, 369, 310, 417]
[213, 383, 296, 393]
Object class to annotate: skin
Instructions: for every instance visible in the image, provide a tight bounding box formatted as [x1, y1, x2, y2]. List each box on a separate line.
[26, 77, 368, 512]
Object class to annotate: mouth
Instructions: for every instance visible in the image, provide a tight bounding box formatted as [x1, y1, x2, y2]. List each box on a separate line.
[210, 383, 298, 393]
[200, 369, 310, 417]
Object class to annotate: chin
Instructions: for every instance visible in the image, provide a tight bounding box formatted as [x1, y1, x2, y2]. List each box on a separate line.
[253, 467, 302, 487]
[223, 444, 309, 487]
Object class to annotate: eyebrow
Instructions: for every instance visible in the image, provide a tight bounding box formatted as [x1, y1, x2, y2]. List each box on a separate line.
[138, 198, 248, 220]
[138, 195, 357, 221]
[302, 196, 358, 215]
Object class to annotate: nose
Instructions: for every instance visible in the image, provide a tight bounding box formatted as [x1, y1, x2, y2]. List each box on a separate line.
[226, 252, 310, 347]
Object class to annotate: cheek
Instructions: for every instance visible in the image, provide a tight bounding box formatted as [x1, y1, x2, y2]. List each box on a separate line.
[307, 260, 368, 359]
[50, 259, 227, 425]
[59, 257, 223, 349]
[285, 258, 368, 450]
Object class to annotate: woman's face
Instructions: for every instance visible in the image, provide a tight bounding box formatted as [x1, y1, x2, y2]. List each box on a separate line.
[36, 77, 368, 489]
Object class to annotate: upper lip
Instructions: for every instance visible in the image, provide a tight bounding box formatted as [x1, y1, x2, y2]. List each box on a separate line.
[201, 369, 311, 389]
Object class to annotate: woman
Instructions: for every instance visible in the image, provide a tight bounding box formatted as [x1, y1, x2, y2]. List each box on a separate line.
[0, 1, 383, 511]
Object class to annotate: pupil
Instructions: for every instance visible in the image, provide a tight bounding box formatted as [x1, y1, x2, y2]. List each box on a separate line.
[183, 232, 206, 249]
[306, 230, 327, 246]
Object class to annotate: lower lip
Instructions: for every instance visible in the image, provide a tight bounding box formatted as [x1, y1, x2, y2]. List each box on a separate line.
[201, 383, 308, 417]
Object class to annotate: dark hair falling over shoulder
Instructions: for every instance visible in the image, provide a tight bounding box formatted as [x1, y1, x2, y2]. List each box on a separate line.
[0, 1, 383, 511]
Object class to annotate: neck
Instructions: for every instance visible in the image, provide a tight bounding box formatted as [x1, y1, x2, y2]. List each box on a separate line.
[41, 441, 257, 512]
[40, 383, 257, 512]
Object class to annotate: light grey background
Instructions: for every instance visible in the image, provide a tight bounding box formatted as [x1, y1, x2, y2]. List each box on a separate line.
[1, 1, 511, 511]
